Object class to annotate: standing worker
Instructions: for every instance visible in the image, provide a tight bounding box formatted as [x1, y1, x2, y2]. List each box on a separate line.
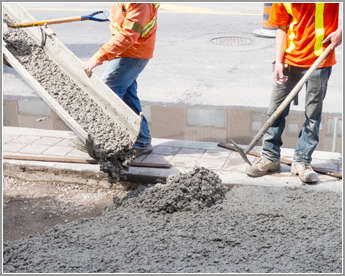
[83, 3, 160, 157]
[246, 3, 342, 183]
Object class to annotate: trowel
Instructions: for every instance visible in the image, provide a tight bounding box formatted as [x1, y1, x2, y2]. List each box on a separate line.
[232, 44, 332, 166]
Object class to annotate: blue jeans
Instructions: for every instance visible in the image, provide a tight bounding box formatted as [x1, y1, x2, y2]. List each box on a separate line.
[101, 57, 152, 149]
[262, 65, 332, 165]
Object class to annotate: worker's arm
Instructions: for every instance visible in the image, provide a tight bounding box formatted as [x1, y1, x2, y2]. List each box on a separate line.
[274, 25, 288, 84]
[322, 25, 342, 50]
[84, 4, 152, 77]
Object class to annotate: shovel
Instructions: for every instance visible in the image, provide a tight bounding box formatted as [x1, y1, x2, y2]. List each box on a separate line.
[231, 44, 332, 166]
[5, 10, 109, 28]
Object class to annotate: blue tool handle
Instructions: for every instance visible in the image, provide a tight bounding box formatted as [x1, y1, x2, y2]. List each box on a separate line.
[81, 10, 109, 22]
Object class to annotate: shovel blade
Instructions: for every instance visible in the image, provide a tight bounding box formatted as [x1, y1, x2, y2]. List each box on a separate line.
[231, 140, 252, 166]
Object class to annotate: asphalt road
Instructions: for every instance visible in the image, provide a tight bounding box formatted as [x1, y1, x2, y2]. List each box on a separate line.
[3, 3, 343, 115]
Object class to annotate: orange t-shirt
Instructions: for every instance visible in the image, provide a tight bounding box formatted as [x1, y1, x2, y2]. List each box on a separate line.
[269, 3, 339, 68]
[93, 3, 159, 65]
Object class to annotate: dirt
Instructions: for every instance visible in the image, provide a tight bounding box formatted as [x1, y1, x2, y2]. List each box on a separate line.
[2, 167, 342, 273]
[3, 177, 125, 242]
[3, 13, 136, 184]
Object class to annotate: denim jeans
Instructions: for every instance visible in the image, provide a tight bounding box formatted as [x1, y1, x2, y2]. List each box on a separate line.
[262, 65, 332, 165]
[101, 57, 152, 149]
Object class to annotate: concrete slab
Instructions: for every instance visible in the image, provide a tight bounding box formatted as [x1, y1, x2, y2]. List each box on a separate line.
[3, 142, 28, 153]
[169, 155, 199, 168]
[42, 146, 74, 157]
[175, 148, 206, 158]
[196, 158, 227, 171]
[18, 144, 51, 154]
[13, 135, 41, 144]
[202, 149, 231, 160]
[152, 145, 181, 155]
[3, 133, 20, 144]
[65, 148, 91, 159]
[32, 137, 63, 146]
[141, 153, 174, 165]
[55, 138, 74, 147]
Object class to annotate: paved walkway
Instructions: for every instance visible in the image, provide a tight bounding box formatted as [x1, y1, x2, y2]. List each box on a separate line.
[3, 126, 343, 193]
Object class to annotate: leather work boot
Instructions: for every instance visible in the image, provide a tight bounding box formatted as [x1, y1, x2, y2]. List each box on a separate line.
[245, 158, 281, 177]
[291, 163, 319, 183]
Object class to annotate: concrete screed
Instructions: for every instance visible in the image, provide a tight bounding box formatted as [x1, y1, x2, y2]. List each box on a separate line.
[2, 15, 342, 274]
[3, 167, 342, 273]
[3, 14, 136, 184]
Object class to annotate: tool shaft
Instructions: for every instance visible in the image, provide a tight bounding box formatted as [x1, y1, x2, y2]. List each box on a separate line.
[10, 16, 82, 28]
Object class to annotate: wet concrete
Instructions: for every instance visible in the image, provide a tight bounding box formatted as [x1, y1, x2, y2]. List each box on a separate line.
[3, 14, 136, 184]
[3, 167, 342, 273]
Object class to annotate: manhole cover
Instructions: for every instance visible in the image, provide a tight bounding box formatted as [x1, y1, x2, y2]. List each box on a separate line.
[211, 37, 253, 46]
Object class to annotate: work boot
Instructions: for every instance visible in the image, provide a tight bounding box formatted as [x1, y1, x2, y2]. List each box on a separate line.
[291, 163, 318, 183]
[133, 145, 153, 158]
[245, 158, 280, 177]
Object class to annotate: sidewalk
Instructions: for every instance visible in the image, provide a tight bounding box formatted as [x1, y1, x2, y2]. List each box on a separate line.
[3, 126, 343, 193]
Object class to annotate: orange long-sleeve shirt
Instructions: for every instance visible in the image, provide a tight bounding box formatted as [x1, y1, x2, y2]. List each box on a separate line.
[93, 3, 159, 65]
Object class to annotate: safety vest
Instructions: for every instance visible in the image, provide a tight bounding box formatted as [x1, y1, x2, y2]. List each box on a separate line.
[283, 3, 325, 57]
[269, 3, 338, 68]
[112, 3, 160, 37]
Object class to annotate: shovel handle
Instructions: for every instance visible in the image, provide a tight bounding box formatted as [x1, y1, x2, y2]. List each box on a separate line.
[9, 10, 109, 28]
[245, 43, 333, 154]
[10, 17, 82, 28]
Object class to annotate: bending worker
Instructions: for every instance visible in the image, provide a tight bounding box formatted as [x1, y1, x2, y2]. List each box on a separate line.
[246, 3, 342, 183]
[83, 3, 160, 157]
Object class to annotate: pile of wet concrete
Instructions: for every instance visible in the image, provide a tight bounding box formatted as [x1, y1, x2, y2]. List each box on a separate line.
[3, 167, 342, 273]
[3, 14, 136, 184]
[106, 166, 225, 213]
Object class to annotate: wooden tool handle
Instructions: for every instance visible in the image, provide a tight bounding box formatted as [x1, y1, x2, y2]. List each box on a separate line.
[11, 16, 81, 28]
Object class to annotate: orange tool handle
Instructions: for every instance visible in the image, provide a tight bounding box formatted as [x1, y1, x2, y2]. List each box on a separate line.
[10, 16, 82, 28]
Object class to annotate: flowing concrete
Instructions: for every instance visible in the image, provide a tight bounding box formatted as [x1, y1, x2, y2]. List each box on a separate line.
[4, 13, 137, 184]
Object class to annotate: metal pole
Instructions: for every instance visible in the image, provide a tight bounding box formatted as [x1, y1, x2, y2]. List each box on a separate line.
[332, 117, 338, 152]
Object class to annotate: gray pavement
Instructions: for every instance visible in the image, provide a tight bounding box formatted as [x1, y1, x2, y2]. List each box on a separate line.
[3, 127, 342, 193]
[3, 3, 343, 115]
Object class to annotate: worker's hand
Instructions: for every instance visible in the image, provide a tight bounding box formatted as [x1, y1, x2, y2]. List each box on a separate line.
[83, 58, 99, 78]
[322, 25, 342, 50]
[274, 62, 288, 84]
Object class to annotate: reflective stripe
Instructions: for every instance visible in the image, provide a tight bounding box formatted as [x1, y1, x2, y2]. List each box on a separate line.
[112, 21, 122, 36]
[283, 3, 297, 54]
[314, 3, 325, 56]
[154, 3, 160, 8]
[141, 16, 156, 37]
[122, 3, 130, 10]
[123, 19, 144, 34]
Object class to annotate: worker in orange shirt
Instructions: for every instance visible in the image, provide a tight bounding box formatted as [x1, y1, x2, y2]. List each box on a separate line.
[246, 3, 342, 183]
[83, 3, 160, 157]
